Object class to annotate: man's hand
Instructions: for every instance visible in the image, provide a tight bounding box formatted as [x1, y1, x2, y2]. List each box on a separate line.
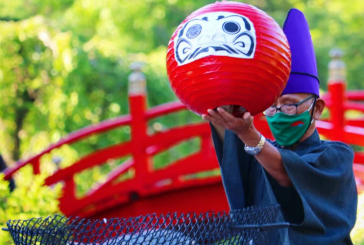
[202, 107, 260, 146]
[202, 107, 253, 136]
[203, 106, 291, 186]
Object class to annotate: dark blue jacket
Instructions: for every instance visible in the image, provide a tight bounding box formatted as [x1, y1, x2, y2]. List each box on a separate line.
[211, 127, 357, 245]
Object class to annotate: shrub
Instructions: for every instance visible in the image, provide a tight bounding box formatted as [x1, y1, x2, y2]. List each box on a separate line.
[0, 166, 62, 244]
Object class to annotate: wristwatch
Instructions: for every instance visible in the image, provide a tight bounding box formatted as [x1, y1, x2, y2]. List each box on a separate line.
[244, 134, 266, 155]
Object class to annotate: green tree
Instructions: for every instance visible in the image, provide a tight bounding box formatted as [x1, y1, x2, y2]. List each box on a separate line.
[0, 168, 61, 244]
[0, 16, 74, 160]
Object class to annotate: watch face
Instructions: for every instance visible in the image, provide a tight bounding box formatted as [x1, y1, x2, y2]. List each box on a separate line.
[244, 135, 265, 155]
[247, 148, 258, 155]
[244, 145, 257, 155]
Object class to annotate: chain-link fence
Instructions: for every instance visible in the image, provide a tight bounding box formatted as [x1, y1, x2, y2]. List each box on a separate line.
[2, 205, 289, 245]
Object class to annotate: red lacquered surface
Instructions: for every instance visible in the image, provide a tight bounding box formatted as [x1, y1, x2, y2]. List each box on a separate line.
[167, 1, 291, 116]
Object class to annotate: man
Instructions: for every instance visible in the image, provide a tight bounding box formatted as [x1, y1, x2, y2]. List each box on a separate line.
[202, 8, 357, 245]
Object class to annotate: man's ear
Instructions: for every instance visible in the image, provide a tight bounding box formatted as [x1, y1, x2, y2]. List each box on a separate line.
[314, 98, 325, 120]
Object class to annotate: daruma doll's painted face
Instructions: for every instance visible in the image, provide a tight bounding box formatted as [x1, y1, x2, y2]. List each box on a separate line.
[174, 11, 257, 66]
[166, 1, 291, 116]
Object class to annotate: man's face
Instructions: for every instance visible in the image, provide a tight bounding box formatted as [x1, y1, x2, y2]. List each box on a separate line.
[273, 93, 315, 115]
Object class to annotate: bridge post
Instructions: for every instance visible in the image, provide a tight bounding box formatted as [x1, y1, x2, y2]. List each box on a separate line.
[32, 158, 41, 175]
[327, 49, 346, 141]
[128, 62, 150, 193]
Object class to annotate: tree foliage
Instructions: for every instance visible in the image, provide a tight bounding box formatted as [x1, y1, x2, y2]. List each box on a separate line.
[0, 169, 61, 244]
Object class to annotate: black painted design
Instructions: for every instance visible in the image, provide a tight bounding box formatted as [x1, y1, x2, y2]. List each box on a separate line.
[174, 12, 256, 65]
[223, 21, 240, 34]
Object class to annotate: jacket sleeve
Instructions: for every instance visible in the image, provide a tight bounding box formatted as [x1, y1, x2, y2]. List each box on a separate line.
[275, 142, 357, 244]
[210, 123, 273, 210]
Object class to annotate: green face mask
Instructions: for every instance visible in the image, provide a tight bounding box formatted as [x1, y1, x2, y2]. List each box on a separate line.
[266, 110, 312, 147]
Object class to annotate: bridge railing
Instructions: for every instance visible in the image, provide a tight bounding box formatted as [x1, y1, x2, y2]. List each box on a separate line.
[4, 62, 224, 218]
[4, 50, 364, 217]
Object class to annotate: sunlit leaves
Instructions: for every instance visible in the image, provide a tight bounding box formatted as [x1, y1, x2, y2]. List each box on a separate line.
[0, 17, 72, 159]
[0, 169, 61, 244]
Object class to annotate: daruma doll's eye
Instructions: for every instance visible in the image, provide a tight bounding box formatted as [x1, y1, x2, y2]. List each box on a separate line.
[223, 21, 240, 34]
[186, 24, 202, 39]
[166, 1, 291, 116]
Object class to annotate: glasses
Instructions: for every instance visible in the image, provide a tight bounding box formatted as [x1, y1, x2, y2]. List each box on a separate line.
[263, 95, 316, 116]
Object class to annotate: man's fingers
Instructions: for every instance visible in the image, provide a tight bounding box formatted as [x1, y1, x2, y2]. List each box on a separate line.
[201, 114, 210, 121]
[202, 113, 217, 122]
[243, 112, 253, 124]
[243, 112, 251, 120]
[216, 107, 236, 121]
[203, 109, 225, 125]
[208, 109, 225, 121]
[204, 107, 254, 133]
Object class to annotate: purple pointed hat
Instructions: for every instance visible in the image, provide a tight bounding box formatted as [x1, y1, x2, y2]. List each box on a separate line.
[282, 8, 320, 97]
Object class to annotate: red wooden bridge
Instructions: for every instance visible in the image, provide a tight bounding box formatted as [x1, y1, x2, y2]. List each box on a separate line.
[4, 50, 364, 219]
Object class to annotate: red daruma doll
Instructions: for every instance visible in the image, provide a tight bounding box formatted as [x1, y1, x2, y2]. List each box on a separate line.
[166, 1, 291, 116]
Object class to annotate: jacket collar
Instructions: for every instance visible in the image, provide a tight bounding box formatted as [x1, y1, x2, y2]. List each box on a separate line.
[289, 129, 321, 156]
